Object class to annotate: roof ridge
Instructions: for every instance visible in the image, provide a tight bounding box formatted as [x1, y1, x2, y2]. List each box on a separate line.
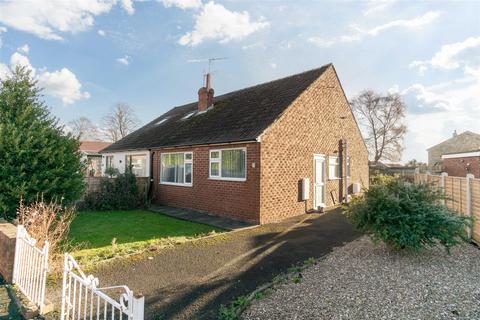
[166, 64, 332, 111]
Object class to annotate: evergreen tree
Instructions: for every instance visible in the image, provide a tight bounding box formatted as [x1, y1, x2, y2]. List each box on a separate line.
[0, 67, 85, 220]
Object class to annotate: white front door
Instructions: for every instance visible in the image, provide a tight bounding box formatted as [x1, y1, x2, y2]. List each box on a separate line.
[314, 155, 326, 209]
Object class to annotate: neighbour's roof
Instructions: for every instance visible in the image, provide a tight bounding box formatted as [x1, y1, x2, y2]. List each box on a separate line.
[102, 64, 331, 152]
[427, 131, 480, 151]
[80, 141, 112, 153]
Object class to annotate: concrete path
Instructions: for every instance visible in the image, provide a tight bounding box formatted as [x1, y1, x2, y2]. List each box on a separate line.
[91, 208, 360, 319]
[149, 205, 253, 230]
[0, 284, 21, 320]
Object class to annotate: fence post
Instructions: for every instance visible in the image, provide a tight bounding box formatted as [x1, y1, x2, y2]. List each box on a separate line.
[441, 172, 448, 205]
[60, 253, 68, 320]
[12, 225, 22, 284]
[466, 173, 474, 239]
[132, 295, 145, 320]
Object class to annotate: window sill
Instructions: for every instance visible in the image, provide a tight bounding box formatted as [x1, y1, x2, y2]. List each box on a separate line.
[328, 178, 341, 181]
[208, 177, 246, 182]
[160, 182, 193, 187]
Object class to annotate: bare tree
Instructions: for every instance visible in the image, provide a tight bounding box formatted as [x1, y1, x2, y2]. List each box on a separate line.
[103, 103, 140, 142]
[68, 117, 101, 140]
[351, 90, 407, 164]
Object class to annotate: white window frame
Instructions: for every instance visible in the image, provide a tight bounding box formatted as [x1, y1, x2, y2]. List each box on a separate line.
[160, 152, 193, 187]
[346, 157, 351, 178]
[209, 147, 247, 182]
[105, 155, 114, 169]
[125, 154, 148, 177]
[328, 156, 341, 180]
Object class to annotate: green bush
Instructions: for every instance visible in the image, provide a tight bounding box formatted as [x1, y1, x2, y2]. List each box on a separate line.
[370, 173, 397, 186]
[344, 179, 470, 251]
[84, 171, 144, 210]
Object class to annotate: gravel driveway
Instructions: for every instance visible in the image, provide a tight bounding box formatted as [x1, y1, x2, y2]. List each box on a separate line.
[243, 236, 480, 320]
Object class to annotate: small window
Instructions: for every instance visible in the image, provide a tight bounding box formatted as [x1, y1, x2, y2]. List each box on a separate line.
[346, 157, 351, 177]
[181, 112, 196, 120]
[155, 117, 169, 125]
[329, 156, 340, 179]
[209, 148, 246, 181]
[160, 152, 193, 186]
[105, 155, 114, 169]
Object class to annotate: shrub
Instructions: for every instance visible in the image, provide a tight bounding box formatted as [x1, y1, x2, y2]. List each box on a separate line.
[344, 179, 470, 251]
[84, 171, 144, 210]
[370, 173, 397, 186]
[17, 196, 76, 256]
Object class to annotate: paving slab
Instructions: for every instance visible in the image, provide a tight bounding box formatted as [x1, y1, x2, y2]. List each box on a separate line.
[149, 205, 254, 230]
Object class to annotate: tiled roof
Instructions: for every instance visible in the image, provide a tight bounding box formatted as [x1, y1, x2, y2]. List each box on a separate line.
[102, 64, 330, 152]
[80, 141, 112, 153]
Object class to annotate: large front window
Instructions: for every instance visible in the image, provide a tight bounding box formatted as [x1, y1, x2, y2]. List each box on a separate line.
[161, 152, 193, 186]
[125, 154, 147, 177]
[209, 148, 246, 181]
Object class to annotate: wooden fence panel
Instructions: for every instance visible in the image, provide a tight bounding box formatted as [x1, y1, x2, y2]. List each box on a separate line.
[414, 173, 480, 244]
[471, 179, 480, 243]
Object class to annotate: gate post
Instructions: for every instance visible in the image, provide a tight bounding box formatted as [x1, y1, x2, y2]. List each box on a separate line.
[440, 172, 448, 205]
[466, 173, 474, 239]
[132, 295, 145, 320]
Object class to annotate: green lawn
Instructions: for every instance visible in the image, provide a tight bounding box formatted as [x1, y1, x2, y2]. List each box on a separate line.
[69, 210, 221, 249]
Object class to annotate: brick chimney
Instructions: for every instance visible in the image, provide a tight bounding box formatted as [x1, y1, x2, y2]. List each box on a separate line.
[198, 73, 214, 112]
[453, 130, 458, 137]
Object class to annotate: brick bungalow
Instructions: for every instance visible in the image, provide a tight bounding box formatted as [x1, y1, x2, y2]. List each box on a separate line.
[442, 149, 480, 178]
[101, 64, 369, 224]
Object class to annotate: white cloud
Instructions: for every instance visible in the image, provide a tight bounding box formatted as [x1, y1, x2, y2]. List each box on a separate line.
[1, 51, 89, 105]
[179, 1, 269, 46]
[162, 0, 202, 9]
[0, 0, 134, 40]
[98, 29, 106, 36]
[10, 52, 36, 76]
[121, 0, 135, 14]
[410, 36, 480, 72]
[363, 0, 397, 16]
[398, 36, 480, 161]
[0, 26, 6, 48]
[37, 68, 90, 105]
[308, 11, 440, 47]
[241, 42, 266, 50]
[269, 62, 277, 69]
[17, 44, 29, 54]
[116, 55, 130, 65]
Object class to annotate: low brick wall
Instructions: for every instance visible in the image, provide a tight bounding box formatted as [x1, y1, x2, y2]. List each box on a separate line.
[0, 219, 16, 283]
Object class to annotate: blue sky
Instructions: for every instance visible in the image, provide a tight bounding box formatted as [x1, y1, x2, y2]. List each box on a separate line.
[0, 0, 479, 162]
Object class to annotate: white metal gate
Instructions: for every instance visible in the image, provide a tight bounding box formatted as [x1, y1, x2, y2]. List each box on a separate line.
[12, 225, 49, 313]
[60, 254, 144, 320]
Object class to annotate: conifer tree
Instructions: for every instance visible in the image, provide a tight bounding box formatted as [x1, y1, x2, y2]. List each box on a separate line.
[0, 67, 85, 220]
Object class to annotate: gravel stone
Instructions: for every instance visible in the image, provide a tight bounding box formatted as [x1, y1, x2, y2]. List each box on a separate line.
[243, 236, 480, 320]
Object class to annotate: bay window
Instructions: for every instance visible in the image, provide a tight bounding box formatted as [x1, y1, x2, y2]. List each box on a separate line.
[209, 148, 246, 181]
[161, 152, 193, 186]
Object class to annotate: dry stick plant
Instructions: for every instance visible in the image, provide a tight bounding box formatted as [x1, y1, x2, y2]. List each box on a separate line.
[17, 195, 76, 269]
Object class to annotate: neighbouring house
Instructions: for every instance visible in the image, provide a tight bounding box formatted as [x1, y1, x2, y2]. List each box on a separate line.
[427, 130, 480, 173]
[101, 64, 369, 224]
[80, 141, 111, 177]
[101, 149, 151, 177]
[442, 149, 480, 178]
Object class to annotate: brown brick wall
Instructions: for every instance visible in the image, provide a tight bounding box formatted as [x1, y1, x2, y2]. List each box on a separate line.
[443, 156, 480, 178]
[0, 219, 16, 283]
[258, 65, 369, 224]
[152, 143, 261, 223]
